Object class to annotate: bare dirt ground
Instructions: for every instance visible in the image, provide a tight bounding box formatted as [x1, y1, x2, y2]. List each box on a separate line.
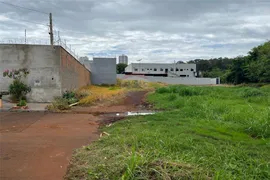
[71, 90, 150, 114]
[0, 91, 149, 180]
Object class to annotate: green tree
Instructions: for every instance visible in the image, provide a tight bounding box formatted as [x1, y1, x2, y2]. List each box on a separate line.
[116, 63, 128, 74]
[245, 41, 270, 83]
[186, 40, 269, 84]
[226, 56, 248, 84]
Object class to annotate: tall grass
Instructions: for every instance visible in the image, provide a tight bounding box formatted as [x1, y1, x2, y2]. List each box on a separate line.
[78, 80, 165, 105]
[78, 85, 126, 105]
[66, 85, 270, 179]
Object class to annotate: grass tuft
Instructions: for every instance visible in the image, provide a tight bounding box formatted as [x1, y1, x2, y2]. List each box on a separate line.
[238, 87, 265, 98]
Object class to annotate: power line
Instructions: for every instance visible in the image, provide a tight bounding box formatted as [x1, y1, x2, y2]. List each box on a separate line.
[0, 1, 48, 15]
[17, 19, 48, 27]
[3, 17, 48, 27]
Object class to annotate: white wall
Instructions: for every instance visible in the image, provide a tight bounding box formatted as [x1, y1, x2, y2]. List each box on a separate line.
[125, 63, 197, 77]
[117, 74, 218, 85]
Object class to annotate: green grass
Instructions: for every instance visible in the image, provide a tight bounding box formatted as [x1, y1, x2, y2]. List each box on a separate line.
[65, 85, 270, 180]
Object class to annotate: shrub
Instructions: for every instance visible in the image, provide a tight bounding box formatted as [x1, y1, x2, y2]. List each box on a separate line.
[156, 87, 170, 94]
[17, 99, 27, 107]
[168, 94, 177, 101]
[178, 87, 202, 96]
[3, 68, 31, 102]
[49, 97, 70, 111]
[156, 86, 203, 96]
[169, 86, 179, 93]
[239, 87, 264, 98]
[9, 79, 31, 102]
[3, 68, 29, 79]
[75, 90, 90, 100]
[62, 90, 79, 104]
[63, 90, 76, 99]
[68, 97, 78, 104]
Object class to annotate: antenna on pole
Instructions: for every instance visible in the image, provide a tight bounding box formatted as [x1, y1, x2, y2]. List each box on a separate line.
[25, 29, 27, 44]
[49, 13, 53, 45]
[58, 31, 60, 44]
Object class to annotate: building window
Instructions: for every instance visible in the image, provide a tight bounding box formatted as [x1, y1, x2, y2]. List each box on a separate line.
[160, 68, 163, 71]
[187, 75, 189, 77]
[134, 68, 138, 71]
[170, 68, 174, 71]
[150, 69, 152, 70]
[147, 68, 149, 70]
[191, 68, 194, 71]
[176, 68, 179, 71]
[187, 69, 189, 71]
[154, 68, 157, 71]
[180, 69, 183, 71]
[142, 69, 144, 71]
[180, 75, 186, 77]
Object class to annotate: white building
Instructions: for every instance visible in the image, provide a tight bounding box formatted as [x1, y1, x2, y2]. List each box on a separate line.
[125, 63, 197, 77]
[119, 54, 128, 64]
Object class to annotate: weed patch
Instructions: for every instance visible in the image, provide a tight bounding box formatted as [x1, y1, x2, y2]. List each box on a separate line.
[239, 87, 265, 98]
[47, 97, 70, 111]
[66, 85, 270, 179]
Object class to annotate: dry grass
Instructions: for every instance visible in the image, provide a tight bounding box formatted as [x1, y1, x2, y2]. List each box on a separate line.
[78, 86, 126, 105]
[77, 79, 165, 105]
[116, 79, 165, 90]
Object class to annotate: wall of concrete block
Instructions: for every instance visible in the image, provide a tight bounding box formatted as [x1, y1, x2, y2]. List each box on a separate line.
[117, 74, 218, 85]
[60, 48, 91, 93]
[0, 44, 62, 102]
[0, 44, 91, 102]
[91, 58, 116, 85]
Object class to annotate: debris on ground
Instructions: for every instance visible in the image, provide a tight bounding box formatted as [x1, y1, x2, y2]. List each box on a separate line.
[100, 131, 110, 137]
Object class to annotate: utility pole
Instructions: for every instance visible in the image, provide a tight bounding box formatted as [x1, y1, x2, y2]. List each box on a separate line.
[49, 13, 53, 45]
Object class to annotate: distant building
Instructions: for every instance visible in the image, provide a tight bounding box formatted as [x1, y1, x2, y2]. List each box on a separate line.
[119, 54, 128, 64]
[119, 63, 220, 85]
[125, 63, 197, 77]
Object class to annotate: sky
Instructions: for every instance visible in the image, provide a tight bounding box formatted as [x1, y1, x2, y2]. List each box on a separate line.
[0, 0, 269, 63]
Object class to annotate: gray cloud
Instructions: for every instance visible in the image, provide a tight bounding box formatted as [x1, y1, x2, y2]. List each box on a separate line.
[0, 0, 269, 63]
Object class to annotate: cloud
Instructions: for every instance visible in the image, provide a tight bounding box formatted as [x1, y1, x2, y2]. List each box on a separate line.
[0, 0, 269, 63]
[0, 14, 10, 21]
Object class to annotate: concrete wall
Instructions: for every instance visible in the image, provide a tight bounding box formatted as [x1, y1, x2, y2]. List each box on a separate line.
[60, 48, 91, 93]
[0, 44, 62, 102]
[91, 58, 116, 85]
[117, 74, 218, 85]
[0, 44, 91, 102]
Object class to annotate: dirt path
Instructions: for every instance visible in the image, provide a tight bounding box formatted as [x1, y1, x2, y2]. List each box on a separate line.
[0, 112, 99, 180]
[71, 90, 149, 114]
[0, 91, 149, 180]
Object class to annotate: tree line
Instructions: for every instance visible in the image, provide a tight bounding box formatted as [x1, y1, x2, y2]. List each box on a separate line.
[181, 40, 270, 84]
[116, 41, 269, 84]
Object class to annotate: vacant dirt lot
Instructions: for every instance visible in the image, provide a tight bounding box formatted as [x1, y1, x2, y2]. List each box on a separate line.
[0, 91, 149, 180]
[0, 112, 99, 180]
